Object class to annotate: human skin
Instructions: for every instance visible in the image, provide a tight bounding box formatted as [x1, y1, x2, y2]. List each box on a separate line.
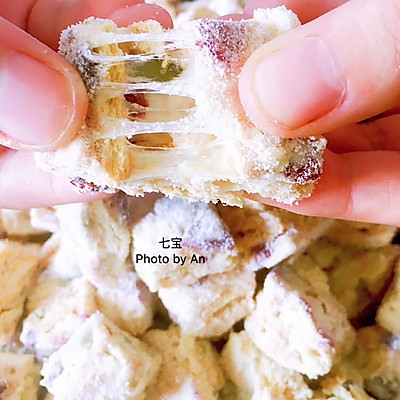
[0, 0, 172, 209]
[241, 0, 400, 226]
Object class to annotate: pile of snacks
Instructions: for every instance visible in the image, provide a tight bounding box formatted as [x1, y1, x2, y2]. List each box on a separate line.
[0, 194, 399, 399]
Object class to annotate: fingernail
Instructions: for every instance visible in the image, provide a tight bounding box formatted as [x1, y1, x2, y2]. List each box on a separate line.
[0, 50, 74, 148]
[252, 38, 345, 129]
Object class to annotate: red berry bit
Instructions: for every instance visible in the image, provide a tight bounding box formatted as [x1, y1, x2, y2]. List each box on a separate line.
[284, 159, 322, 184]
[195, 20, 248, 71]
[70, 177, 110, 193]
[182, 220, 235, 254]
[0, 381, 8, 395]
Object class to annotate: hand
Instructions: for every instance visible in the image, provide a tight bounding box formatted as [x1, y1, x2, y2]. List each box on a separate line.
[0, 0, 172, 209]
[240, 0, 400, 226]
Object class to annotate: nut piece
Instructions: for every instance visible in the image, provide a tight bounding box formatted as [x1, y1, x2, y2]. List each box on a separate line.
[245, 258, 355, 378]
[142, 325, 225, 399]
[0, 353, 41, 400]
[221, 331, 312, 400]
[158, 266, 255, 338]
[41, 312, 161, 400]
[133, 197, 238, 292]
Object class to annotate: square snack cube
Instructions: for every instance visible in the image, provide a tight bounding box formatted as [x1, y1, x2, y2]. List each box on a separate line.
[132, 197, 238, 292]
[20, 278, 97, 359]
[0, 352, 41, 400]
[0, 240, 41, 345]
[54, 195, 133, 286]
[41, 312, 161, 400]
[221, 331, 312, 400]
[245, 258, 355, 378]
[306, 240, 399, 320]
[158, 266, 255, 337]
[95, 270, 153, 336]
[218, 199, 332, 271]
[142, 325, 225, 399]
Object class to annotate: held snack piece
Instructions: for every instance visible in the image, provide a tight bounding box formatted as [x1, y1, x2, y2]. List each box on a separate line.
[36, 7, 326, 206]
[0, 353, 41, 400]
[0, 240, 41, 345]
[20, 278, 97, 359]
[221, 331, 313, 400]
[41, 312, 161, 400]
[142, 325, 225, 399]
[245, 258, 355, 378]
[217, 199, 333, 271]
[132, 197, 238, 292]
[158, 266, 256, 337]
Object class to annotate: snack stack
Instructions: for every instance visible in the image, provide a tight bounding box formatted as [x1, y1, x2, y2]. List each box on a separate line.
[0, 192, 400, 399]
[221, 330, 313, 399]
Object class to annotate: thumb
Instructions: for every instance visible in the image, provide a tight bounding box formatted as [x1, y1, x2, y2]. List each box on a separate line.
[239, 0, 400, 138]
[0, 17, 88, 151]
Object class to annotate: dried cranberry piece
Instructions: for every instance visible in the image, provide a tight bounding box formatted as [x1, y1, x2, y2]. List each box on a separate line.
[0, 381, 8, 395]
[195, 20, 247, 69]
[70, 177, 109, 193]
[284, 159, 322, 184]
[182, 219, 235, 253]
[124, 93, 149, 108]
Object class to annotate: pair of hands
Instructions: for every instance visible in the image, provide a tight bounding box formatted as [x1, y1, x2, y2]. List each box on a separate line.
[1, 0, 399, 226]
